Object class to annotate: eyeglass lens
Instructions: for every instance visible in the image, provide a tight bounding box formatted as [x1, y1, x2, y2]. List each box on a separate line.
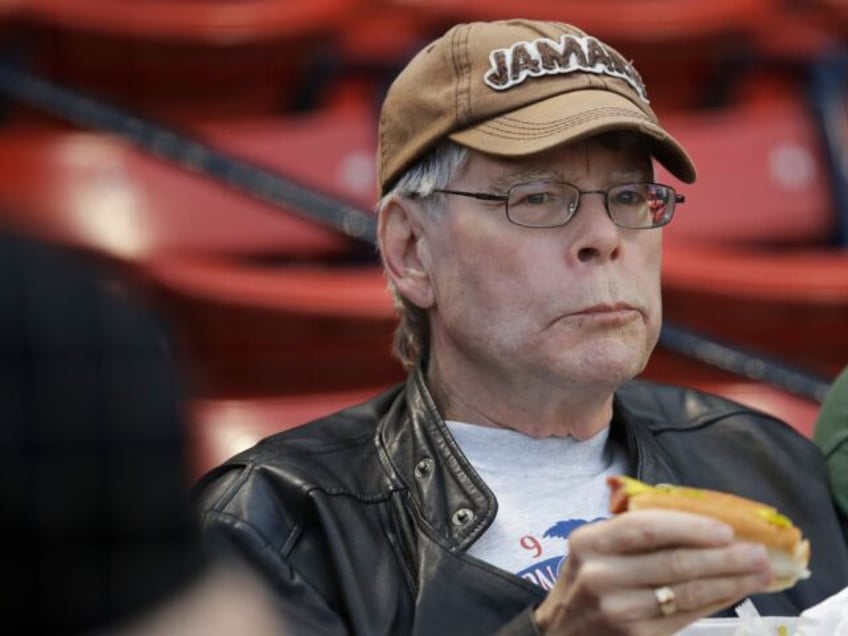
[506, 182, 676, 228]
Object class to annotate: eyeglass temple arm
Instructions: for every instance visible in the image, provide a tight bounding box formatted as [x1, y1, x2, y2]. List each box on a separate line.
[434, 189, 507, 202]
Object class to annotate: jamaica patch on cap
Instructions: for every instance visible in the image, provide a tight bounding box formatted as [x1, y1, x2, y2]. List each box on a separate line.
[483, 33, 649, 104]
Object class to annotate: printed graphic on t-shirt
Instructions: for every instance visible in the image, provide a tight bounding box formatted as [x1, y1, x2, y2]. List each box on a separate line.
[516, 517, 605, 590]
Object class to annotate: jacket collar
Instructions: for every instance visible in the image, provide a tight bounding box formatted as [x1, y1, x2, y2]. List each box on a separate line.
[610, 390, 681, 484]
[377, 369, 684, 551]
[378, 367, 498, 551]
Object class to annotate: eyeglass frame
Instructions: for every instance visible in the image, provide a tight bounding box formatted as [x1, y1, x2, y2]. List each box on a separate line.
[427, 181, 685, 229]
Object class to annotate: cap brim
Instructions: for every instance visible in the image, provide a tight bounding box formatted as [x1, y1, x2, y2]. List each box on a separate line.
[449, 89, 697, 184]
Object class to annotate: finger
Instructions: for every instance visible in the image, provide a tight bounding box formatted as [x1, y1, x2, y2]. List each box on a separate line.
[597, 571, 774, 629]
[668, 570, 774, 617]
[578, 541, 771, 589]
[570, 509, 734, 555]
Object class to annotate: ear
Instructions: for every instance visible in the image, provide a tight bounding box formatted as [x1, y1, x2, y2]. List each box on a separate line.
[378, 196, 435, 309]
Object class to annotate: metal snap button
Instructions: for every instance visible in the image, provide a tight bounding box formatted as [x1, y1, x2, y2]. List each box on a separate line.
[451, 508, 474, 526]
[414, 458, 433, 479]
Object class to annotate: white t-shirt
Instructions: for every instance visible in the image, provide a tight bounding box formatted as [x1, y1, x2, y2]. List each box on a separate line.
[445, 420, 630, 591]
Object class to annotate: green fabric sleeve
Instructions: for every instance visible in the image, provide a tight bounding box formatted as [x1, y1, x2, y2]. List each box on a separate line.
[814, 366, 848, 517]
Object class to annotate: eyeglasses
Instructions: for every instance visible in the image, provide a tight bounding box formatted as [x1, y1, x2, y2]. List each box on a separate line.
[432, 181, 684, 229]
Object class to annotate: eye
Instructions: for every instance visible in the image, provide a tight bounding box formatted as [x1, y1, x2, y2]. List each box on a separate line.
[507, 182, 574, 227]
[525, 192, 550, 205]
[512, 185, 560, 207]
[610, 184, 648, 207]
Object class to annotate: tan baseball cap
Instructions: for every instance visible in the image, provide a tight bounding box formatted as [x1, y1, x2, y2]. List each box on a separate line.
[378, 19, 697, 194]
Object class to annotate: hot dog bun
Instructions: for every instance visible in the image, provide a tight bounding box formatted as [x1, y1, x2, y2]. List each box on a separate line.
[607, 476, 810, 592]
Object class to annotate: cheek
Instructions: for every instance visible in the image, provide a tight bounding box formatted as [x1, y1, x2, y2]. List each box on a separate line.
[438, 245, 520, 316]
[433, 215, 518, 290]
[429, 220, 540, 332]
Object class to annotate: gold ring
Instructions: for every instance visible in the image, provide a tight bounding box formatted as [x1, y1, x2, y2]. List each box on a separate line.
[654, 585, 677, 617]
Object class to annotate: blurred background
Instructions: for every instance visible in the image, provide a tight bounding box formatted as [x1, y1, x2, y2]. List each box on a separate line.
[0, 0, 845, 479]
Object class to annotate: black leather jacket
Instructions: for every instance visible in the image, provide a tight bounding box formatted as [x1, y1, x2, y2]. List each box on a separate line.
[196, 369, 848, 635]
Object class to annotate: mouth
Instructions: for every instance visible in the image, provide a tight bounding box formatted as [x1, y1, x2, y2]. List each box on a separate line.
[566, 302, 642, 325]
[574, 302, 638, 315]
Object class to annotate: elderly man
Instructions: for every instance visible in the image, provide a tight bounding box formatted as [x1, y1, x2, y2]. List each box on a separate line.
[196, 19, 848, 635]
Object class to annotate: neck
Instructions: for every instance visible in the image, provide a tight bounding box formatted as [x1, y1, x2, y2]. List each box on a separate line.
[425, 355, 616, 440]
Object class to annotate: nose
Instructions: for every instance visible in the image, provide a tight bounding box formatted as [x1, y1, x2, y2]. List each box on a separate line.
[567, 192, 622, 264]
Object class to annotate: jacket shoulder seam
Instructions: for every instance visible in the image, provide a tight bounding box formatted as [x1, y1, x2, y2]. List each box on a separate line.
[202, 507, 302, 559]
[654, 406, 791, 434]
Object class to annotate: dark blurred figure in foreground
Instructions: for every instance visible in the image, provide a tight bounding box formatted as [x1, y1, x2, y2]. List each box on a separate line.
[0, 227, 285, 634]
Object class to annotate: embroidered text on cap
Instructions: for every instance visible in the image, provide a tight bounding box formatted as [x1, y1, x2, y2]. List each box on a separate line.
[483, 34, 650, 104]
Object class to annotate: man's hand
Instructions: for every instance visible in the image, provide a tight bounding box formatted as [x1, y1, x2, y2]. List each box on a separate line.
[534, 509, 774, 635]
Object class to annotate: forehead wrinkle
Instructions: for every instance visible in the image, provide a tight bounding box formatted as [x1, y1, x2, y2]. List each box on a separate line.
[608, 167, 652, 183]
[479, 140, 654, 191]
[489, 165, 652, 191]
[489, 168, 554, 191]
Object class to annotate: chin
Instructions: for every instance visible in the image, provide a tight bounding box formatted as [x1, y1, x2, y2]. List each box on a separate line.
[568, 343, 651, 387]
[538, 322, 657, 385]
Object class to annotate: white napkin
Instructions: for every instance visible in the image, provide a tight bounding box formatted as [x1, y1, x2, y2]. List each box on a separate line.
[675, 585, 848, 635]
[794, 586, 848, 635]
[675, 616, 795, 635]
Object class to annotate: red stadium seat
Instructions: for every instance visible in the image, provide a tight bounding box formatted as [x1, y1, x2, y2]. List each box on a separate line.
[396, 0, 774, 42]
[20, 0, 369, 43]
[8, 1, 373, 123]
[660, 96, 834, 245]
[139, 256, 400, 398]
[661, 243, 848, 378]
[750, 0, 847, 63]
[0, 101, 378, 264]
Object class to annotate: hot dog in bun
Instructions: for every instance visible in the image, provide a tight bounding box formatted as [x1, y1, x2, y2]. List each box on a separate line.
[607, 475, 810, 592]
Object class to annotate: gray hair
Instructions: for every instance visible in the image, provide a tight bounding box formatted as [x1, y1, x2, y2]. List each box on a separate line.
[377, 140, 469, 369]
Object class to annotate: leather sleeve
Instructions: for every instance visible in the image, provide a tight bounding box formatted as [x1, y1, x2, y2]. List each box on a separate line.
[494, 606, 544, 636]
[197, 468, 350, 636]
